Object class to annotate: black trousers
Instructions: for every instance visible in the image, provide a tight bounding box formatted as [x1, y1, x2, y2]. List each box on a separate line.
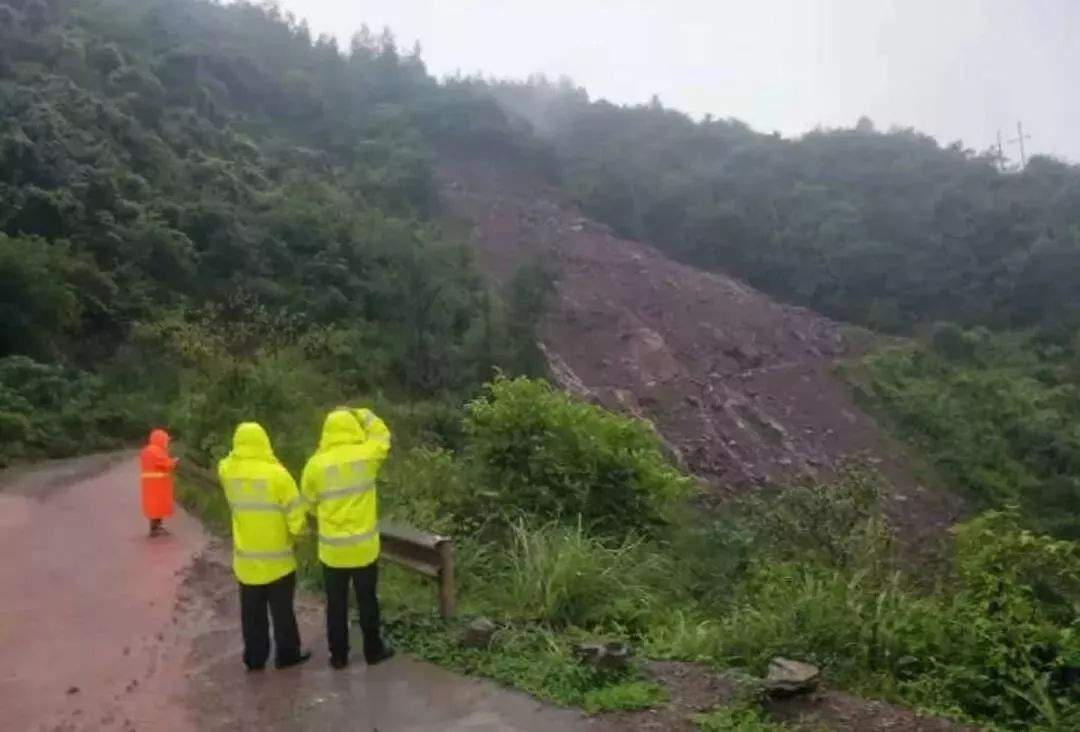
[239, 571, 302, 669]
[323, 562, 383, 663]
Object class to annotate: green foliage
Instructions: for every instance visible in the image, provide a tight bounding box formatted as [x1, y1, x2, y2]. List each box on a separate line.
[379, 447, 473, 535]
[582, 680, 666, 714]
[716, 562, 913, 679]
[0, 355, 144, 465]
[0, 234, 81, 358]
[382, 609, 646, 712]
[0, 0, 548, 457]
[464, 376, 693, 535]
[500, 520, 675, 629]
[481, 78, 1080, 337]
[502, 259, 557, 376]
[729, 463, 894, 571]
[170, 368, 1080, 729]
[131, 299, 332, 472]
[861, 328, 1080, 538]
[693, 705, 792, 732]
[642, 609, 724, 662]
[709, 501, 1080, 729]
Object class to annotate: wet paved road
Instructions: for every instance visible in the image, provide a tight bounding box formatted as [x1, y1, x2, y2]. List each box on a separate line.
[0, 454, 587, 731]
[1, 453, 205, 731]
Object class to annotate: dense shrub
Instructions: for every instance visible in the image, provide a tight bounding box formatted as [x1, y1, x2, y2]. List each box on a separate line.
[0, 234, 82, 359]
[711, 507, 1079, 729]
[0, 355, 143, 465]
[464, 376, 692, 535]
[861, 328, 1080, 538]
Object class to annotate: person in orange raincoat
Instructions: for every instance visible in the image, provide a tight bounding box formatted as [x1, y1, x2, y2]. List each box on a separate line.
[140, 429, 178, 537]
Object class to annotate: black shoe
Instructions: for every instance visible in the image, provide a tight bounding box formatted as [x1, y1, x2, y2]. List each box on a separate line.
[245, 663, 266, 672]
[275, 650, 312, 670]
[365, 645, 395, 666]
[330, 655, 349, 670]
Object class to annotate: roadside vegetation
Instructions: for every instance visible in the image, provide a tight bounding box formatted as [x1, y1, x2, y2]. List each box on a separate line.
[180, 375, 1080, 729]
[854, 324, 1080, 540]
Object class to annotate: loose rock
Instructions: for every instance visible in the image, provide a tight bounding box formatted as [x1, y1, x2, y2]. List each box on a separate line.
[763, 657, 820, 697]
[459, 618, 496, 649]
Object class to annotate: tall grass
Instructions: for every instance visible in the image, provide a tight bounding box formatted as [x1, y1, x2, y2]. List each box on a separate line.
[500, 520, 676, 629]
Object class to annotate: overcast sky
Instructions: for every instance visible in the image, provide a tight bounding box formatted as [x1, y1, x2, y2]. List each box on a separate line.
[278, 0, 1079, 162]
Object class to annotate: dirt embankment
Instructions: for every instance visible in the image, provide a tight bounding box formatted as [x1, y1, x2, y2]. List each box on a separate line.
[439, 154, 962, 544]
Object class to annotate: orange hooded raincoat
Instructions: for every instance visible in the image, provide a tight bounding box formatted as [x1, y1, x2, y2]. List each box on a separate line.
[140, 429, 178, 520]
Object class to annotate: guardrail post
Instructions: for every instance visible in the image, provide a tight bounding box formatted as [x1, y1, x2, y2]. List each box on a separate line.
[437, 540, 456, 621]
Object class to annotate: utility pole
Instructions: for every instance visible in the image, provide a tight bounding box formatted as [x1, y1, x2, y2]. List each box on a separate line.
[995, 130, 1006, 172]
[1007, 121, 1031, 169]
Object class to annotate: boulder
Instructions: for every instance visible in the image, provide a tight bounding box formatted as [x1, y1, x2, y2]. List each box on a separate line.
[763, 657, 820, 697]
[459, 618, 496, 649]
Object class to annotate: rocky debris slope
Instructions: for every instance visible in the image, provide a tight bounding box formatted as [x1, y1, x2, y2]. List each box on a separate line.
[440, 155, 962, 542]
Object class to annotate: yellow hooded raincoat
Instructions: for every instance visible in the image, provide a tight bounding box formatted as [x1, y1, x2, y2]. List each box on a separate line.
[217, 423, 306, 585]
[301, 410, 391, 569]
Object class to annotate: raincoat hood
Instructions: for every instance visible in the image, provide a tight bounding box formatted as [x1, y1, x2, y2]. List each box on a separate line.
[318, 410, 367, 450]
[228, 422, 275, 461]
[149, 429, 170, 448]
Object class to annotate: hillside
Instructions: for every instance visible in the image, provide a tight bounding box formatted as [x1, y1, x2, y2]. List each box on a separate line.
[0, 0, 545, 466]
[467, 76, 1080, 540]
[439, 153, 962, 544]
[482, 77, 1080, 336]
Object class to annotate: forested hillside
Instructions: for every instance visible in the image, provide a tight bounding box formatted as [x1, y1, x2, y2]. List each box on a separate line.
[0, 0, 545, 464]
[485, 77, 1080, 336]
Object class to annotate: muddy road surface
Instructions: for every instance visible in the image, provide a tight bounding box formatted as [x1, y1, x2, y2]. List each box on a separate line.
[0, 454, 587, 731]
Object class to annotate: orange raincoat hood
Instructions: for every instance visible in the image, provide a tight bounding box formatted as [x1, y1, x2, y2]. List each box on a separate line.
[148, 429, 170, 449]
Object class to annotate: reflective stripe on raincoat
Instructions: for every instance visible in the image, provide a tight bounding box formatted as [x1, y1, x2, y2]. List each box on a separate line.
[301, 410, 391, 569]
[217, 423, 306, 585]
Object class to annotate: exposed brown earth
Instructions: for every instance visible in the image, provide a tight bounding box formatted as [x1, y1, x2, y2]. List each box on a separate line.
[766, 689, 981, 732]
[587, 661, 979, 731]
[439, 154, 964, 545]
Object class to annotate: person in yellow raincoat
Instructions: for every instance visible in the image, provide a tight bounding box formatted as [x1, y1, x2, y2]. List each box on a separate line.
[218, 422, 311, 671]
[301, 409, 393, 669]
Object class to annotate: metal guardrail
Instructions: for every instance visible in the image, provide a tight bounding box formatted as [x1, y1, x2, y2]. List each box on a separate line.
[379, 522, 456, 620]
[176, 458, 456, 620]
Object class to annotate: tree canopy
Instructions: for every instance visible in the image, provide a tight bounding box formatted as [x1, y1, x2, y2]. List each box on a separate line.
[0, 0, 545, 463]
[484, 76, 1080, 335]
